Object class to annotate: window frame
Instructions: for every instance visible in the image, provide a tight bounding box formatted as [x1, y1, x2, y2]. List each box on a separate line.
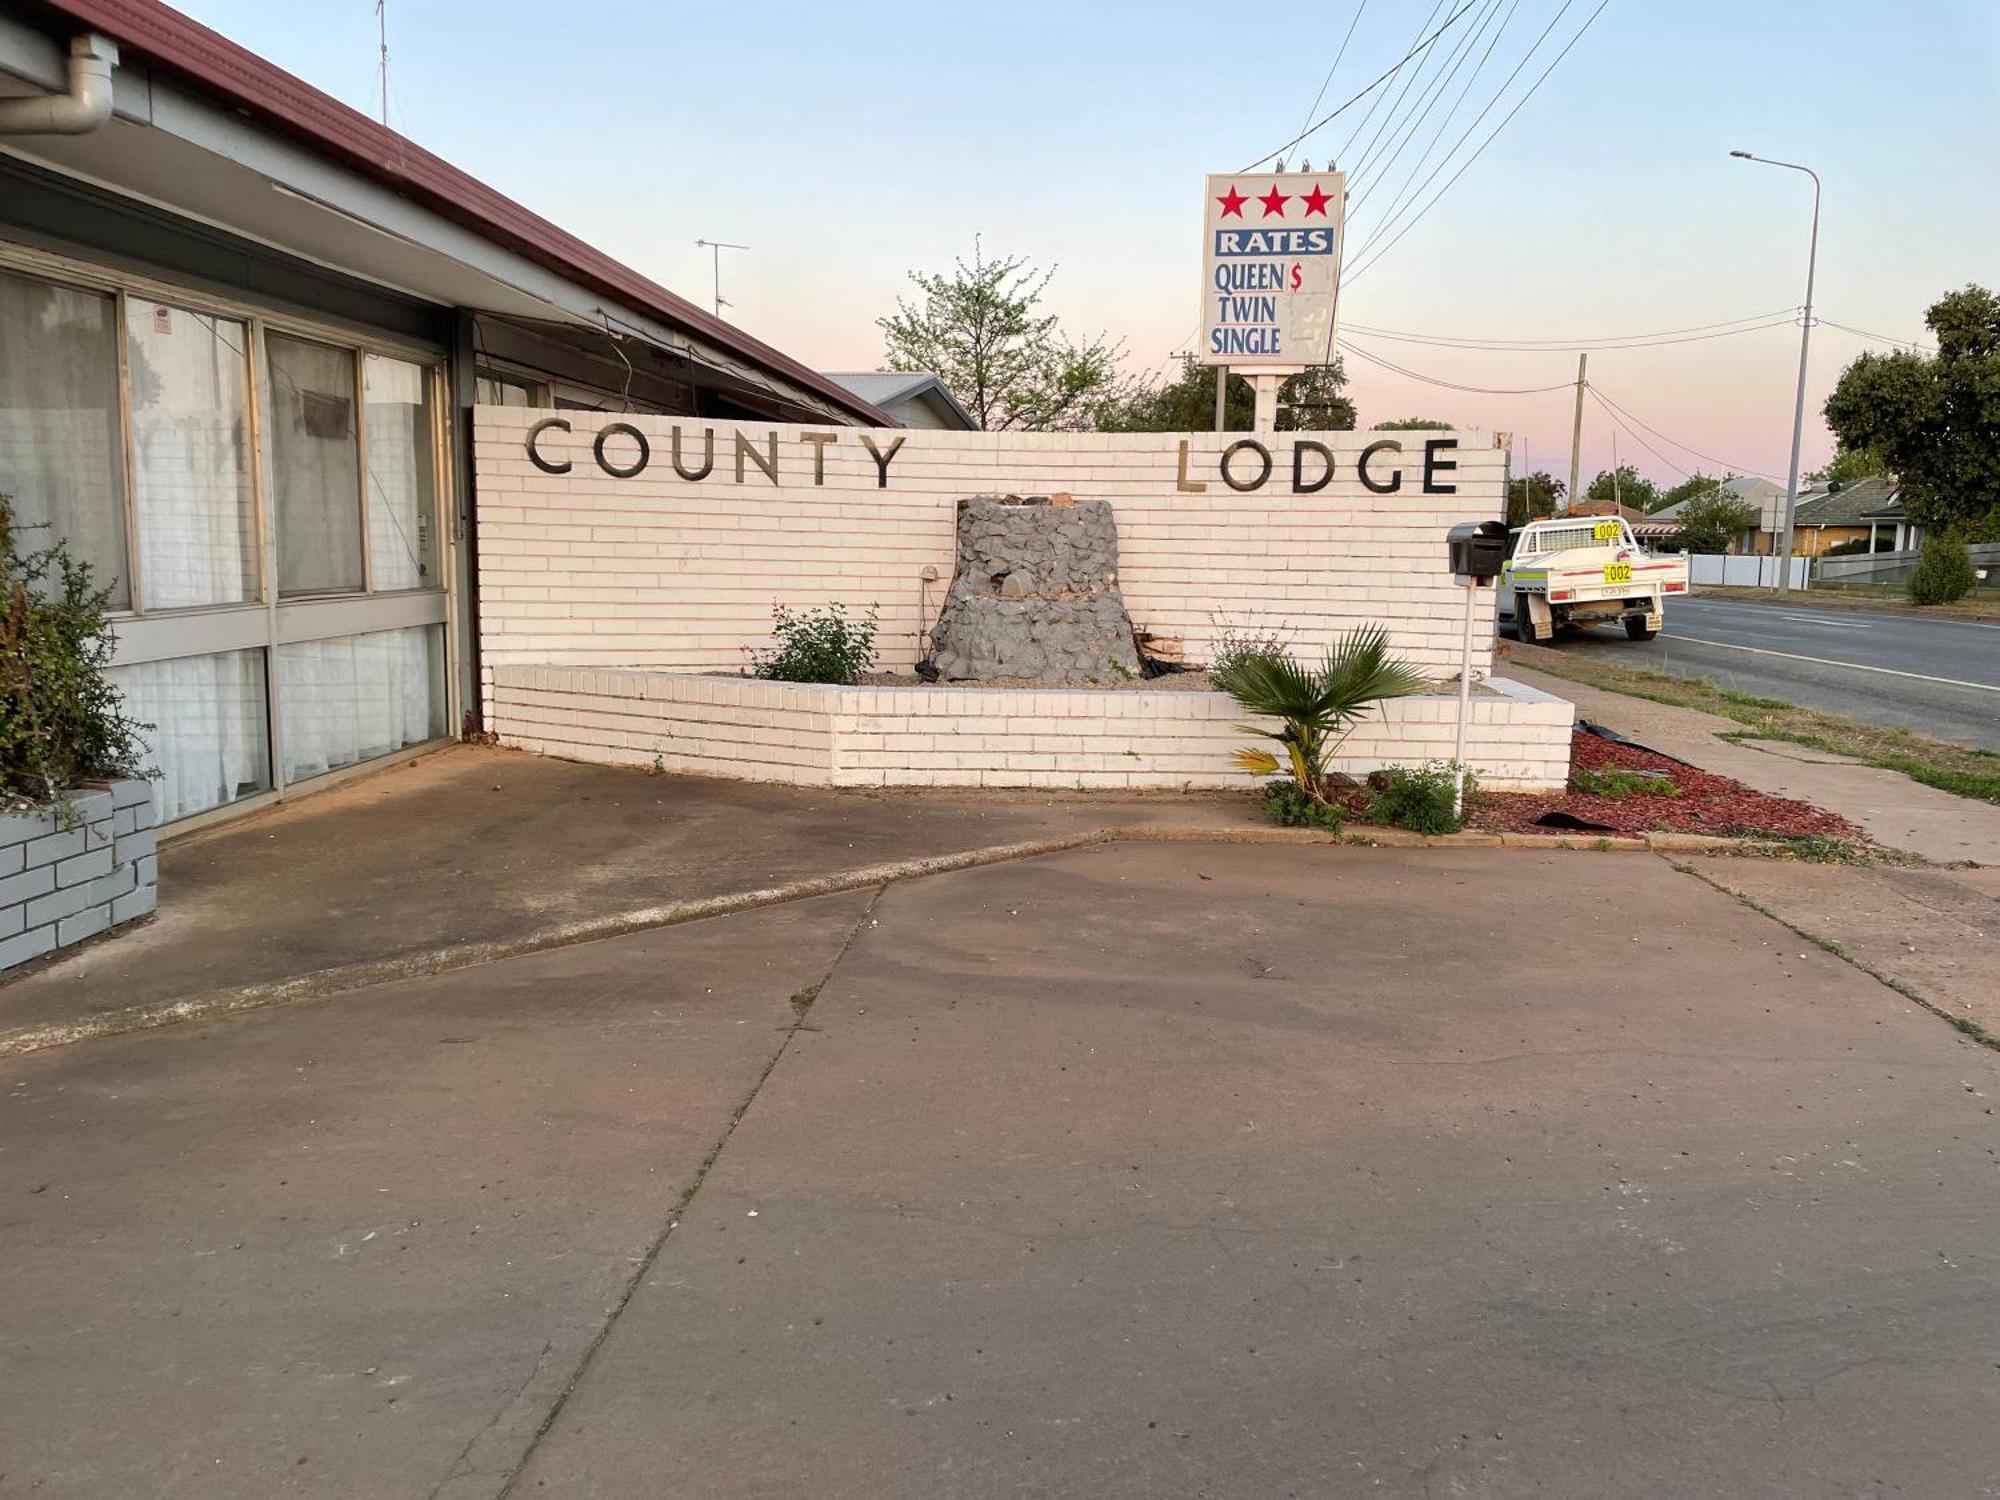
[0, 241, 459, 826]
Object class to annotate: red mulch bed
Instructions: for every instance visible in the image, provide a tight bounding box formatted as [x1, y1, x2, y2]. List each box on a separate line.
[1471, 730, 1865, 840]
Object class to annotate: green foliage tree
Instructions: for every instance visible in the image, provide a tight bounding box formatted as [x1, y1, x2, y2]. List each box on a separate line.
[1906, 533, 1976, 605]
[1505, 471, 1565, 528]
[1099, 356, 1355, 433]
[1371, 416, 1454, 431]
[1, 499, 147, 808]
[1667, 490, 1759, 555]
[1823, 284, 2000, 536]
[1583, 465, 1661, 513]
[1655, 470, 1733, 514]
[1212, 627, 1428, 810]
[1806, 445, 1886, 488]
[878, 238, 1137, 431]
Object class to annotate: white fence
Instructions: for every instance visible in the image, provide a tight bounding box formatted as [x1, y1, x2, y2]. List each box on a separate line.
[1688, 553, 1811, 589]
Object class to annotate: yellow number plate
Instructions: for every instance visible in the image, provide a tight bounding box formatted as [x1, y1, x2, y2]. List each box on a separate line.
[1592, 521, 1621, 541]
[1603, 562, 1633, 585]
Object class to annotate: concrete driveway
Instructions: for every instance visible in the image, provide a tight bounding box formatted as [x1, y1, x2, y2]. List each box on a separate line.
[4, 845, 1996, 1498]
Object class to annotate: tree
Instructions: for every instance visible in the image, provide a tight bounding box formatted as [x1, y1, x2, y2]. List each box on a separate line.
[1907, 533, 1976, 605]
[1506, 471, 1565, 528]
[1824, 284, 2000, 537]
[1806, 445, 1886, 488]
[1667, 490, 1758, 555]
[1372, 416, 1454, 431]
[1099, 356, 1354, 433]
[1583, 465, 1661, 513]
[878, 238, 1137, 431]
[1655, 471, 1733, 514]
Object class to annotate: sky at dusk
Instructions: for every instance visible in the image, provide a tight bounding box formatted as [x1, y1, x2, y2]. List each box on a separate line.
[174, 0, 1999, 487]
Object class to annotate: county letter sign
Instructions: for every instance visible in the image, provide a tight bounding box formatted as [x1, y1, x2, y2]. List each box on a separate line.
[1199, 171, 1345, 368]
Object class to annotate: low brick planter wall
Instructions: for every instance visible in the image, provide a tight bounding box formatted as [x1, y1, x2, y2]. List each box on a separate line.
[1, 779, 158, 976]
[488, 668, 1575, 791]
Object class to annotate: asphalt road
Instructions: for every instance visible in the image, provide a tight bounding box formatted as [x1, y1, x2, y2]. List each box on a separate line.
[1549, 595, 2000, 750]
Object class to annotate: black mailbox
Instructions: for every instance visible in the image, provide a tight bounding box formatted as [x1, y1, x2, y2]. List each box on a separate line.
[1447, 520, 1509, 581]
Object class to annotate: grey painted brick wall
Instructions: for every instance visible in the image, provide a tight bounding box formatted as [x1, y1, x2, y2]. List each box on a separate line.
[0, 779, 157, 975]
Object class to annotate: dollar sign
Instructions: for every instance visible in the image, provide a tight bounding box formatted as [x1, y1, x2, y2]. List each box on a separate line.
[1291, 262, 1303, 292]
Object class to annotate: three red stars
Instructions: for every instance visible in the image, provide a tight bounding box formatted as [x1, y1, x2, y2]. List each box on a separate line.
[1215, 182, 1335, 218]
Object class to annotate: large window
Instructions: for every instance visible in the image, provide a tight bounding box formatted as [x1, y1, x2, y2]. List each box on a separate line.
[277, 624, 445, 784]
[106, 649, 271, 822]
[363, 354, 437, 590]
[126, 298, 259, 608]
[0, 269, 130, 607]
[266, 331, 363, 597]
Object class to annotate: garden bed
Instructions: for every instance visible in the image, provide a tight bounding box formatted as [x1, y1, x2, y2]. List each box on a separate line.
[1471, 730, 1864, 841]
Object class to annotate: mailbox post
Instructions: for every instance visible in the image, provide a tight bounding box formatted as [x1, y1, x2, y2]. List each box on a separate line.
[1445, 521, 1510, 818]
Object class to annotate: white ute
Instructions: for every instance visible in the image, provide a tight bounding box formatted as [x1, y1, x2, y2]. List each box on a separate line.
[1498, 516, 1690, 645]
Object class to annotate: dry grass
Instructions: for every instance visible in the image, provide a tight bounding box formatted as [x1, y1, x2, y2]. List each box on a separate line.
[1692, 584, 2000, 620]
[1513, 648, 2000, 807]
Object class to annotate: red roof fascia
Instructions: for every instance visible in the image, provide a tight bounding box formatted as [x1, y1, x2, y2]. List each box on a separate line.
[30, 0, 891, 424]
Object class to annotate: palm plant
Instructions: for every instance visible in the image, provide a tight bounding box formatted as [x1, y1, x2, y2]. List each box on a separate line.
[1212, 626, 1430, 805]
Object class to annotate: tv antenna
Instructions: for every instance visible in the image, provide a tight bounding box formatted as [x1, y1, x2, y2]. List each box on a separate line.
[374, 0, 390, 126]
[695, 239, 748, 318]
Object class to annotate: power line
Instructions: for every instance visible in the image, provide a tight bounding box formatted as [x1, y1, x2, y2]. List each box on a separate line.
[1817, 318, 1936, 354]
[1345, 0, 1455, 185]
[1243, 0, 1483, 171]
[1343, 336, 1576, 393]
[1587, 383, 1784, 482]
[1293, 0, 1370, 145]
[1348, 0, 1513, 199]
[1344, 0, 1613, 284]
[1343, 313, 1799, 352]
[1343, 308, 1796, 348]
[1584, 385, 1693, 481]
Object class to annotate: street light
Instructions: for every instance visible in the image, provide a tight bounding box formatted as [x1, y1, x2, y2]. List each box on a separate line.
[1729, 149, 1820, 596]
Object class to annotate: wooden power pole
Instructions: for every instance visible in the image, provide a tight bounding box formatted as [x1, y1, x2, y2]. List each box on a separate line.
[1566, 352, 1587, 515]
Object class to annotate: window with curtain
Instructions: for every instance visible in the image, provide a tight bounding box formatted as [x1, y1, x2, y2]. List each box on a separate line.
[474, 372, 537, 407]
[0, 269, 130, 608]
[105, 649, 270, 823]
[265, 331, 363, 597]
[126, 298, 259, 608]
[276, 624, 444, 784]
[363, 354, 437, 591]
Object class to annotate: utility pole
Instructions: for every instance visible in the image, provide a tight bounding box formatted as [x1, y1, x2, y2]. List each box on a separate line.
[1565, 352, 1587, 517]
[1611, 431, 1623, 509]
[1728, 151, 1824, 600]
[694, 239, 748, 318]
[375, 0, 390, 127]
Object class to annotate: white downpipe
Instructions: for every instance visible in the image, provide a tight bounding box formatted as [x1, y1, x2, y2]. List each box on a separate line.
[0, 34, 120, 136]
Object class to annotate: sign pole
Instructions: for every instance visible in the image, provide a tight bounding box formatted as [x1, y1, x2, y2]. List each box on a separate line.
[1214, 366, 1228, 432]
[1252, 374, 1280, 434]
[1452, 575, 1478, 820]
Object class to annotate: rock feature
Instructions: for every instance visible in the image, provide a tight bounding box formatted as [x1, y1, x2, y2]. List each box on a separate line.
[929, 495, 1143, 684]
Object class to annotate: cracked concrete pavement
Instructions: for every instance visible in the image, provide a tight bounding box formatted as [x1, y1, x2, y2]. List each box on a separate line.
[4, 844, 1997, 1498]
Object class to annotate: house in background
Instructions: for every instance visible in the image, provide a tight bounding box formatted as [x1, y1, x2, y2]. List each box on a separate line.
[1790, 477, 1906, 556]
[1648, 476, 1787, 554]
[822, 371, 977, 431]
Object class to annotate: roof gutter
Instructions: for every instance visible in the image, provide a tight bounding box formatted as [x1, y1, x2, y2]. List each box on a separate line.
[27, 0, 893, 427]
[0, 31, 117, 134]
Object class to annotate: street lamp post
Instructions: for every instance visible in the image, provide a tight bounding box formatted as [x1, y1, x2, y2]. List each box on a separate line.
[1729, 150, 1819, 596]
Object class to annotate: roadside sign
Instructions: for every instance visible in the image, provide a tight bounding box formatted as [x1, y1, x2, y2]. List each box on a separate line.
[1199, 171, 1345, 369]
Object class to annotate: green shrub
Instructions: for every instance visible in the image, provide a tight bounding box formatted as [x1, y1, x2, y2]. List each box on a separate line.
[1261, 778, 1345, 831]
[1367, 761, 1474, 835]
[1, 499, 147, 811]
[749, 602, 880, 684]
[1207, 613, 1296, 676]
[1907, 535, 1976, 605]
[1571, 764, 1682, 799]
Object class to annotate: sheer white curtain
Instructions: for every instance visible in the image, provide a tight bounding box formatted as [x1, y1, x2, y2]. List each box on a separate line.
[276, 625, 443, 783]
[105, 650, 270, 823]
[127, 300, 259, 608]
[0, 269, 130, 606]
[265, 332, 363, 596]
[363, 355, 436, 591]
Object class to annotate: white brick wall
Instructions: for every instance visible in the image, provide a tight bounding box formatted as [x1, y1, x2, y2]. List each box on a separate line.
[0, 779, 159, 975]
[490, 668, 1575, 792]
[472, 411, 1513, 721]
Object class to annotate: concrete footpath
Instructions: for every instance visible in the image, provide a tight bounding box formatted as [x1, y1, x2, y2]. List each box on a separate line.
[4, 844, 1995, 1498]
